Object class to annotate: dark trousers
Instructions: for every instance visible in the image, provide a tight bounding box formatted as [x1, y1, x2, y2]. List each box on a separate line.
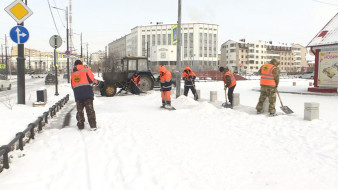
[133, 83, 140, 95]
[184, 85, 198, 100]
[76, 98, 96, 129]
[227, 85, 236, 105]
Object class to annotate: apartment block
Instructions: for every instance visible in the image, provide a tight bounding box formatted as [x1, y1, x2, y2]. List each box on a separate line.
[220, 40, 308, 74]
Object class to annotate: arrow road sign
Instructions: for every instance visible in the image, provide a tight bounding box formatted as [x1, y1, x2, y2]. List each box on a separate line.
[10, 26, 29, 44]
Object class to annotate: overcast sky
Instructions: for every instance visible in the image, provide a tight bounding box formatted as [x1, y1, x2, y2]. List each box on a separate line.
[0, 0, 337, 54]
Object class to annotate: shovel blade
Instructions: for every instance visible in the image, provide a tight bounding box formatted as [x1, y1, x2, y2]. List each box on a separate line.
[280, 106, 294, 114]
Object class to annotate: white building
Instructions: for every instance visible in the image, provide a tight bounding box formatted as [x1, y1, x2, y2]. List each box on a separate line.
[220, 40, 308, 74]
[108, 23, 218, 72]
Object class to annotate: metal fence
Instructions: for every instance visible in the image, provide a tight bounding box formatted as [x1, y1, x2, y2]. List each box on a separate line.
[0, 94, 70, 173]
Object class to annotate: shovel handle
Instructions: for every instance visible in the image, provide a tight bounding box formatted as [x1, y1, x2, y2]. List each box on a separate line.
[224, 87, 228, 103]
[276, 89, 284, 107]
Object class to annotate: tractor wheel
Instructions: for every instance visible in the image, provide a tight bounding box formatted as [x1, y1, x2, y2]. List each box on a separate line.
[104, 84, 117, 97]
[139, 75, 154, 92]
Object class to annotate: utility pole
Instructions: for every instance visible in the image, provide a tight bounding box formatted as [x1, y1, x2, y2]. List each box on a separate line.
[80, 32, 83, 58]
[5, 35, 8, 80]
[175, 0, 182, 97]
[54, 38, 59, 96]
[1, 44, 3, 67]
[66, 6, 70, 83]
[51, 6, 70, 83]
[29, 48, 31, 71]
[86, 43, 89, 66]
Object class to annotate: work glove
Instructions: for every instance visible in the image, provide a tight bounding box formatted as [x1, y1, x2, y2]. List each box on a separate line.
[224, 85, 227, 90]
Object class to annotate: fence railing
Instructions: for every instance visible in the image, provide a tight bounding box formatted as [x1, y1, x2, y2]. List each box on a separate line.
[0, 94, 70, 173]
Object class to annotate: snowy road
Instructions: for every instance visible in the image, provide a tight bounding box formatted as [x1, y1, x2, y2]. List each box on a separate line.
[0, 80, 338, 190]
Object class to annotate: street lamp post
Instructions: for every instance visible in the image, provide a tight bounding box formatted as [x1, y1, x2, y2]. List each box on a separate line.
[81, 32, 83, 58]
[86, 43, 89, 66]
[175, 0, 182, 97]
[52, 6, 70, 83]
[5, 35, 8, 79]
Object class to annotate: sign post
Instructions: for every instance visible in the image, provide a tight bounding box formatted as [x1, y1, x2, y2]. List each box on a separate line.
[5, 0, 33, 104]
[49, 35, 62, 96]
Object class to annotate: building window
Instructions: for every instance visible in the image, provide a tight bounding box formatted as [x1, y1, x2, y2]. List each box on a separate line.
[184, 33, 188, 48]
[142, 35, 146, 56]
[163, 34, 167, 45]
[152, 34, 156, 46]
[168, 34, 171, 45]
[157, 34, 161, 45]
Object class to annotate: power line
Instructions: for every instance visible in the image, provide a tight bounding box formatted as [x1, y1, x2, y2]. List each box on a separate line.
[47, 0, 61, 36]
[52, 0, 65, 28]
[311, 0, 338, 7]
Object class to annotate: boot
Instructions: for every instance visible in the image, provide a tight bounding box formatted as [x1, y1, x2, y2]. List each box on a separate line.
[165, 101, 173, 109]
[160, 100, 165, 108]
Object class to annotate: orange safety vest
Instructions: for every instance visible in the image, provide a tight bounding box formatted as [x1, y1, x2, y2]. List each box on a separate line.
[158, 65, 172, 91]
[71, 65, 97, 101]
[260, 63, 277, 86]
[71, 65, 97, 88]
[223, 71, 236, 88]
[133, 74, 140, 85]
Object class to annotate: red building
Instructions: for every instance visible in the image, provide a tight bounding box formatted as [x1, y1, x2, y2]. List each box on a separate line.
[307, 13, 338, 93]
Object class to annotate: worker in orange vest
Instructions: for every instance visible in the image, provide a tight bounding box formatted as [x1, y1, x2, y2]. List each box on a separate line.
[71, 60, 98, 131]
[158, 65, 175, 110]
[182, 66, 198, 100]
[256, 59, 280, 116]
[132, 72, 141, 95]
[219, 66, 236, 108]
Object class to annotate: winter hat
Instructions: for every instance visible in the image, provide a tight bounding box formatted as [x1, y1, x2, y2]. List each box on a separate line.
[219, 66, 225, 72]
[271, 59, 279, 66]
[74, 60, 83, 66]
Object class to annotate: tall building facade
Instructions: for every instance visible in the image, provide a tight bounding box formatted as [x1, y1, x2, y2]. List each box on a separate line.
[220, 40, 308, 74]
[108, 23, 218, 72]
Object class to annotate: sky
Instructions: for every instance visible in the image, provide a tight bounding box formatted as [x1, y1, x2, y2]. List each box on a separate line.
[1, 76, 338, 189]
[0, 0, 337, 54]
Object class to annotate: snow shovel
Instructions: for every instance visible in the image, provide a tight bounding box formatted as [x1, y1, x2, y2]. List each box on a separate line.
[276, 89, 293, 114]
[222, 87, 232, 108]
[191, 79, 199, 100]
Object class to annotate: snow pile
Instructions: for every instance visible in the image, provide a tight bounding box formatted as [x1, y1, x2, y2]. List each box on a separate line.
[0, 78, 337, 190]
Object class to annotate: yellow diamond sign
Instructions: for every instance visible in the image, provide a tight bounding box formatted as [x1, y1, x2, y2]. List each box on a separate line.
[5, 0, 33, 24]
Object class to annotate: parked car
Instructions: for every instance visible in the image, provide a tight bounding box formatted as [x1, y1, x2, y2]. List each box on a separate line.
[45, 73, 57, 85]
[299, 72, 314, 79]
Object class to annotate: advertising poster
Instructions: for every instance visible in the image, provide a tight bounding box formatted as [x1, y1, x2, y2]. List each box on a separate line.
[318, 51, 338, 87]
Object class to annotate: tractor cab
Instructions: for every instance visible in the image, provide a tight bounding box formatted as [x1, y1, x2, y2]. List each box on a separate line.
[101, 56, 155, 96]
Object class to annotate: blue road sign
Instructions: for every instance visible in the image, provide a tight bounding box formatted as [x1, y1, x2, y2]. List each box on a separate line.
[172, 25, 177, 45]
[65, 50, 70, 55]
[10, 26, 29, 44]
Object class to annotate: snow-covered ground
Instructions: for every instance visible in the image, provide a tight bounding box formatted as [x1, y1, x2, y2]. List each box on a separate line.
[0, 76, 338, 190]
